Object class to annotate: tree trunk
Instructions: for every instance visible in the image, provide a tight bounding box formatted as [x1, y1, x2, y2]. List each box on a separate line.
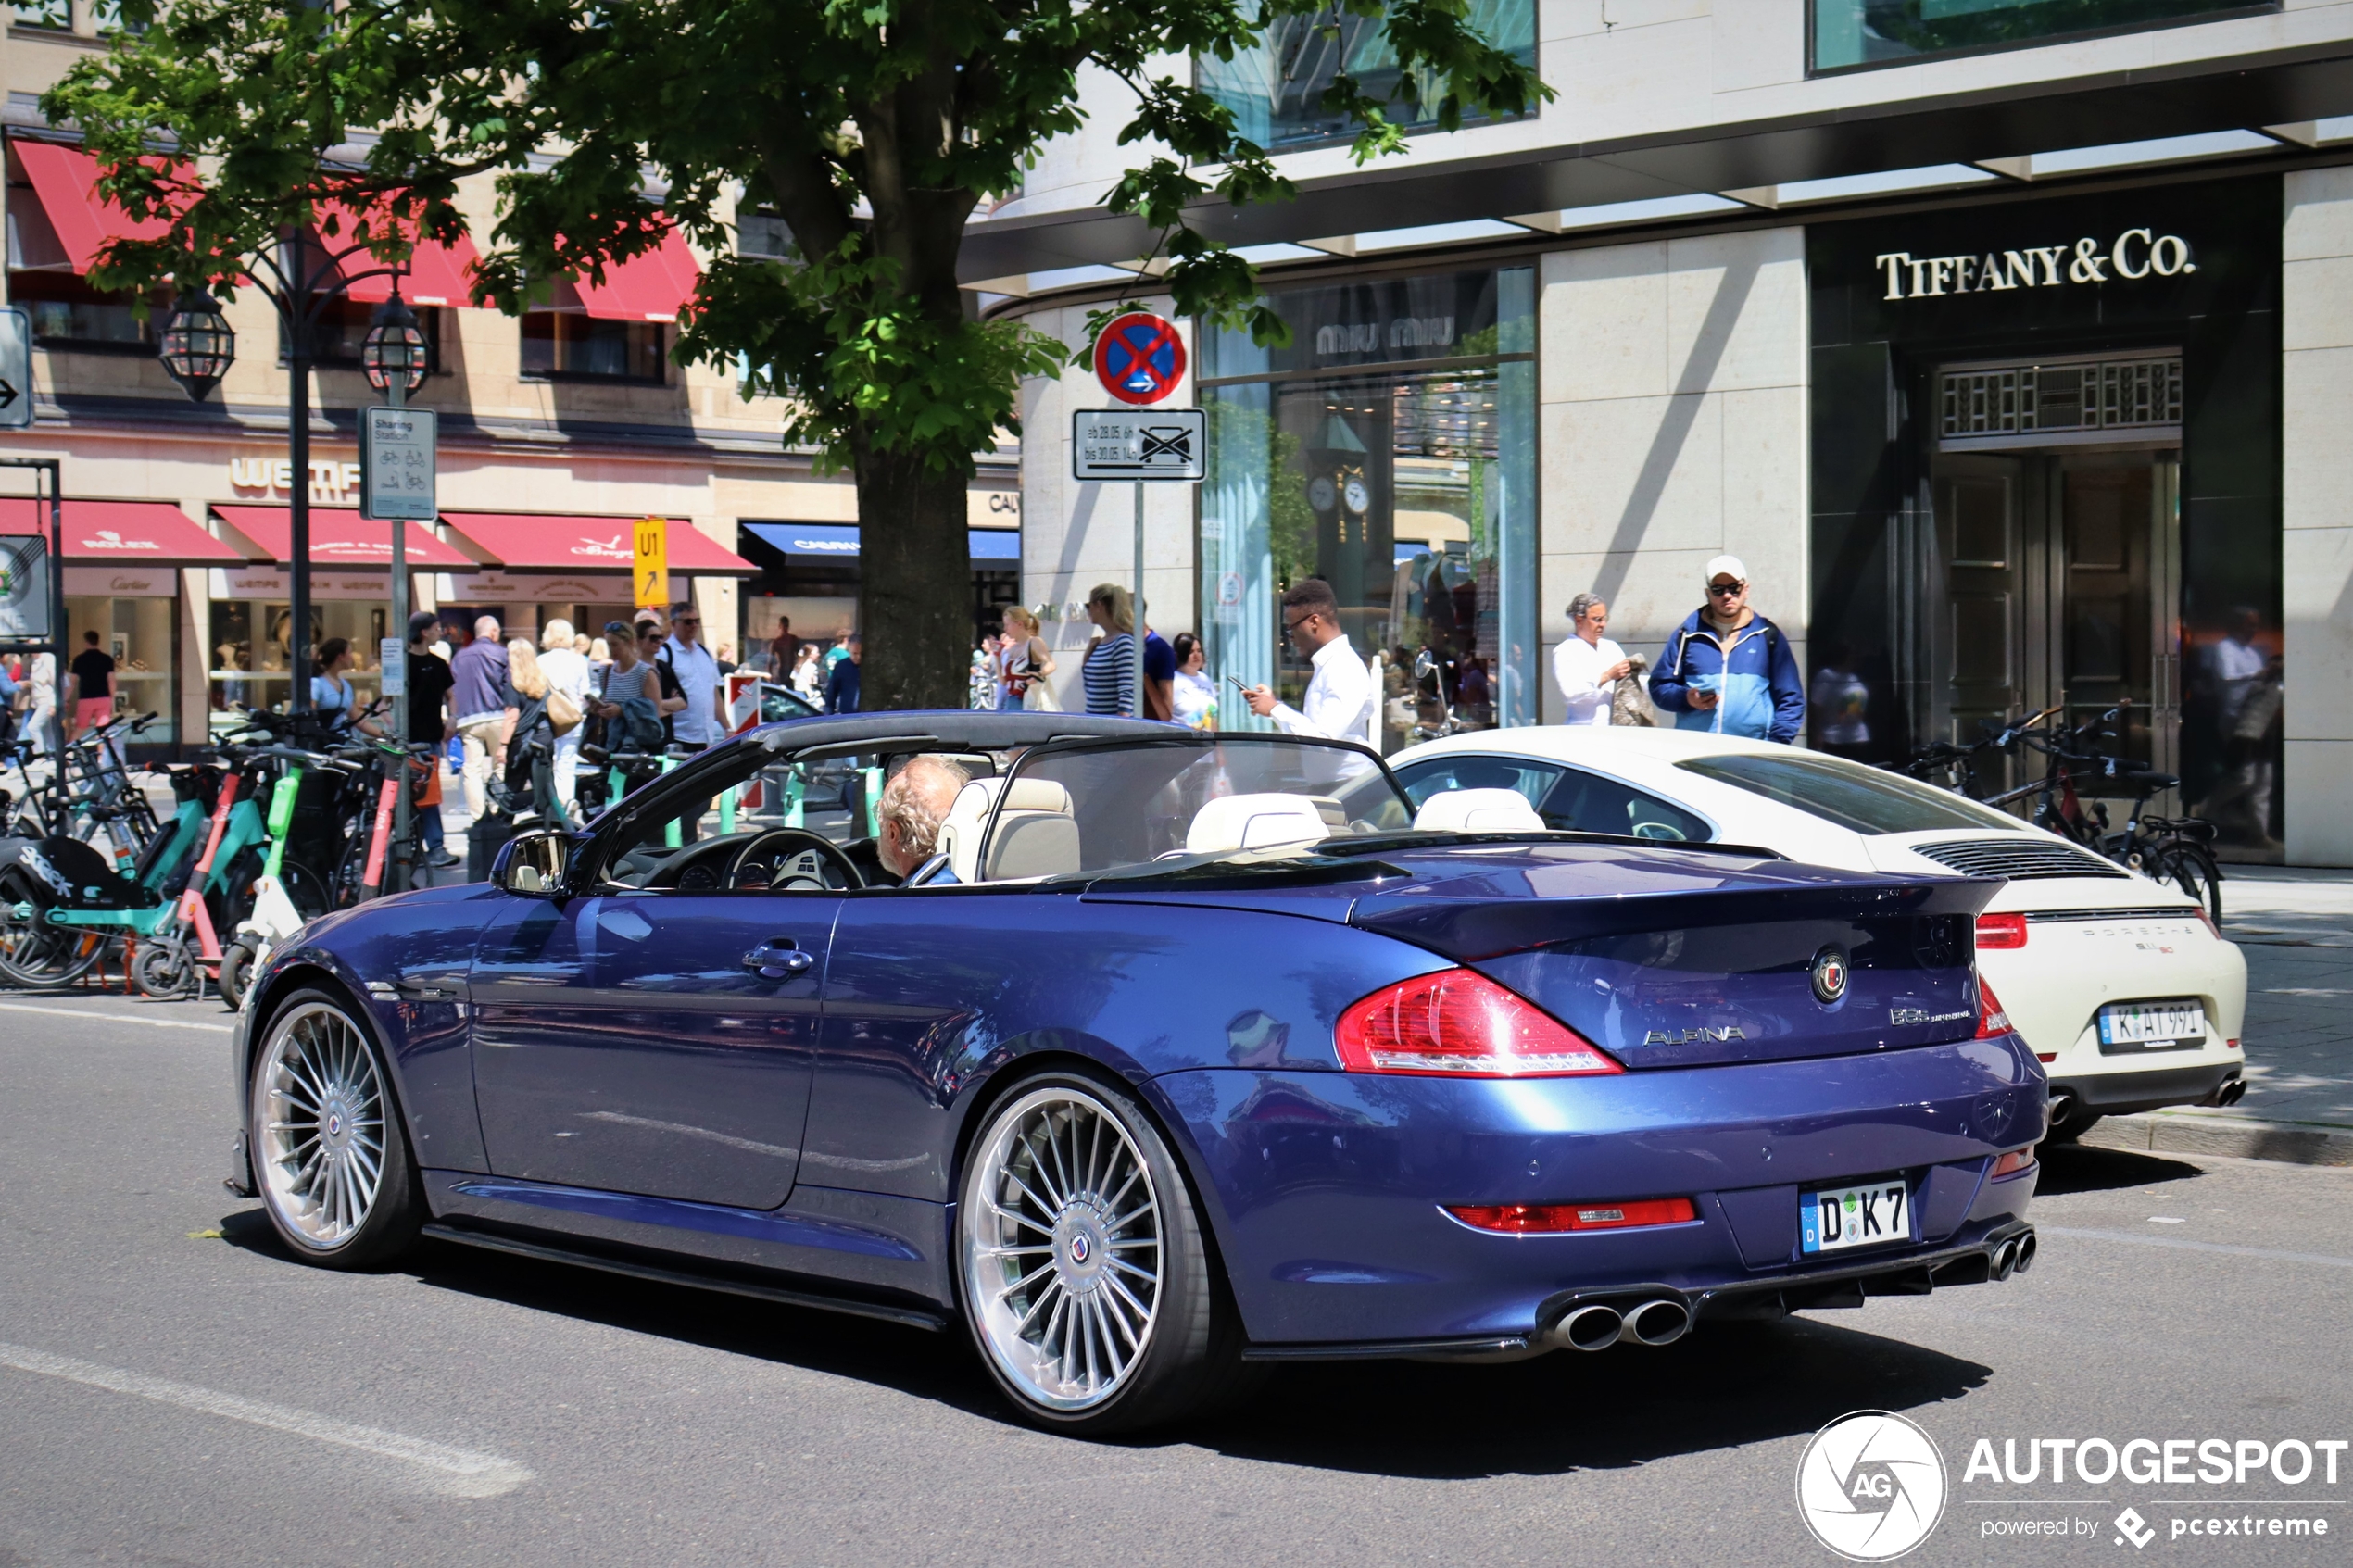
[852, 441, 973, 710]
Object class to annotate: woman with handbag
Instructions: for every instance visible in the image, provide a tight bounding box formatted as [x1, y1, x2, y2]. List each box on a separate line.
[997, 606, 1058, 711]
[501, 638, 560, 823]
[535, 619, 590, 822]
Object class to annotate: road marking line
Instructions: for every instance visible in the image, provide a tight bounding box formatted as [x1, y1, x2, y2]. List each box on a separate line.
[0, 1000, 232, 1034]
[0, 1341, 532, 1496]
[2038, 1225, 2353, 1270]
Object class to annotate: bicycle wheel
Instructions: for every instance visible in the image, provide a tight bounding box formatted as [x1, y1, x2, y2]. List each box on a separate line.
[2156, 841, 2223, 924]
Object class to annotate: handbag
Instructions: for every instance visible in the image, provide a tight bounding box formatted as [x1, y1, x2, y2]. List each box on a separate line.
[547, 686, 584, 734]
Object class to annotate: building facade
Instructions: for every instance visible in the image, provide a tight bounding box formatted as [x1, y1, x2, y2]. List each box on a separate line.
[1, 14, 1019, 749]
[983, 1, 2353, 866]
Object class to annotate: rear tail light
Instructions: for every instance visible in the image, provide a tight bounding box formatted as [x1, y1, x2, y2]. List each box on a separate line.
[2196, 909, 2221, 939]
[1447, 1198, 1696, 1233]
[1974, 976, 2013, 1039]
[1337, 969, 1622, 1078]
[1989, 1149, 2036, 1178]
[1975, 912, 2029, 950]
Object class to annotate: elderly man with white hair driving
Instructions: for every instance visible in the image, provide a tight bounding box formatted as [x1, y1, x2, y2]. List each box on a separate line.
[877, 754, 972, 883]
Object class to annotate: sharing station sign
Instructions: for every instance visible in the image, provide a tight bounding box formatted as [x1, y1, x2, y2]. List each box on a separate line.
[1074, 311, 1203, 483]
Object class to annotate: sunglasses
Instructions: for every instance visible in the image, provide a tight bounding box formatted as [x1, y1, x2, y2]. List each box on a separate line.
[1283, 613, 1319, 639]
[1706, 582, 1745, 596]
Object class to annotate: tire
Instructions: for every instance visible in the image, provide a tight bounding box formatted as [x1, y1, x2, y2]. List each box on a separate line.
[133, 938, 194, 999]
[957, 1069, 1252, 1436]
[218, 938, 257, 1011]
[0, 872, 105, 991]
[247, 989, 424, 1269]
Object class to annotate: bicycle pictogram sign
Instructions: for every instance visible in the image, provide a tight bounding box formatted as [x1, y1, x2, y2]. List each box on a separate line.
[1093, 311, 1186, 406]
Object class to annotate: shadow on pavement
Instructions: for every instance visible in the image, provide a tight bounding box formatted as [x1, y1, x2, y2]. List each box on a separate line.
[220, 1208, 1993, 1474]
[2033, 1145, 2207, 1196]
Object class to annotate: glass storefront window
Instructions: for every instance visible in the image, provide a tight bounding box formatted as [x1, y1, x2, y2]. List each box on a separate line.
[1812, 0, 2271, 73]
[1197, 0, 1537, 151]
[1199, 267, 1536, 749]
[208, 599, 388, 726]
[65, 594, 177, 745]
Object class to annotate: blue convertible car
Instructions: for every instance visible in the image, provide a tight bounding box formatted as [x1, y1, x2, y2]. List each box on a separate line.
[228, 713, 2042, 1435]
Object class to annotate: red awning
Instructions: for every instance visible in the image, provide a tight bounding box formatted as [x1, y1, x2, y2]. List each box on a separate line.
[11, 140, 177, 277]
[570, 224, 701, 322]
[210, 505, 473, 570]
[0, 499, 248, 567]
[313, 200, 484, 308]
[439, 512, 754, 575]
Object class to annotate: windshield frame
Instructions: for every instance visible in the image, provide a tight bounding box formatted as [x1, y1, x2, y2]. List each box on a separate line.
[987, 731, 1416, 880]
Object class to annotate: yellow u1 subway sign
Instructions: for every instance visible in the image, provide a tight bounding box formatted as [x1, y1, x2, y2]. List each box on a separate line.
[634, 516, 668, 609]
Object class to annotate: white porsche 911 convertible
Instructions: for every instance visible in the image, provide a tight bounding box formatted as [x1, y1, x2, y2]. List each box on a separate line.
[1385, 728, 2247, 1141]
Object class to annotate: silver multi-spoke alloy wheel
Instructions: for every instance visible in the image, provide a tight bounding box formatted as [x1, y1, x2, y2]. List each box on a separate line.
[963, 1085, 1164, 1412]
[256, 1000, 390, 1251]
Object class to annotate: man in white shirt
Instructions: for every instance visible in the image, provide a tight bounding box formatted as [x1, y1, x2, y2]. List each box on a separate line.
[659, 598, 727, 749]
[1243, 579, 1373, 741]
[1551, 592, 1632, 727]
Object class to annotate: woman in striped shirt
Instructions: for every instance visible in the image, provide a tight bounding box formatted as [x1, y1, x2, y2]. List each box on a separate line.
[1080, 583, 1137, 717]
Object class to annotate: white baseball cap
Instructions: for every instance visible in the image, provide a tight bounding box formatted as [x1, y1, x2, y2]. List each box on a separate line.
[1704, 554, 1748, 585]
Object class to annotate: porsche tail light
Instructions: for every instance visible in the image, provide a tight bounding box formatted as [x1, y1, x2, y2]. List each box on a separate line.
[2196, 909, 2221, 939]
[1975, 912, 2029, 950]
[1447, 1198, 1696, 1233]
[1974, 976, 2013, 1039]
[1989, 1149, 2036, 1178]
[1336, 969, 1622, 1078]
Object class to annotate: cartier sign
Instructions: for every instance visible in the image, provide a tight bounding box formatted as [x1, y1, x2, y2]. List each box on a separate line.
[1874, 229, 2196, 301]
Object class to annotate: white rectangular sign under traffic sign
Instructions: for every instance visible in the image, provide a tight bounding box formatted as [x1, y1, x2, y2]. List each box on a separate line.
[0, 308, 31, 430]
[359, 405, 438, 521]
[1072, 408, 1204, 482]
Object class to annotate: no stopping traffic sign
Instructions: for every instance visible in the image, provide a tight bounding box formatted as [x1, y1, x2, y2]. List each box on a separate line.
[1093, 311, 1186, 406]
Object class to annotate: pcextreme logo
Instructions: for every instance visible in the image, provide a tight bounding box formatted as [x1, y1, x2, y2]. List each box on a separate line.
[1797, 1411, 1949, 1561]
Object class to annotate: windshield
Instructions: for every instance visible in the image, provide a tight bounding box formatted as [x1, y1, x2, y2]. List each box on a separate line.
[1674, 752, 2025, 836]
[989, 734, 1413, 879]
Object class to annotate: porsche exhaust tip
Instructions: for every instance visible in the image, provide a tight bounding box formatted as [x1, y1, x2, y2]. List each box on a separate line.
[1619, 1298, 1691, 1348]
[1552, 1304, 1624, 1352]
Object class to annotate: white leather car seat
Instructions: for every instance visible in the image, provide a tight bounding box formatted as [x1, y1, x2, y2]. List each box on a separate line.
[1412, 787, 1546, 834]
[1184, 793, 1335, 855]
[937, 777, 1080, 883]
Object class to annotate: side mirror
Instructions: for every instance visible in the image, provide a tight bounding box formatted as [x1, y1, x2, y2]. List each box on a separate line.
[491, 828, 573, 897]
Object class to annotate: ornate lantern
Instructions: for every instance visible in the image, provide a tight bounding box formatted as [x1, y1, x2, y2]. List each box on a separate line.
[157, 287, 235, 403]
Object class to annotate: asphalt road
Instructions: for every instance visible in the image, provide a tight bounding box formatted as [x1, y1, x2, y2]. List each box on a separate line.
[5, 993, 2352, 1568]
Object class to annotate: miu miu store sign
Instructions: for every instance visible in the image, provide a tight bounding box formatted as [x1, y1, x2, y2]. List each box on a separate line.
[1874, 230, 2196, 301]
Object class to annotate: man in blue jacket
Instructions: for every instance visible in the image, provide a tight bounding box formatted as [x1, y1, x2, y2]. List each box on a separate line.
[1649, 555, 1806, 743]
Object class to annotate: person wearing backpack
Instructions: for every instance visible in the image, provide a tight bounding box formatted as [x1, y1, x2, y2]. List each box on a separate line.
[1649, 555, 1806, 744]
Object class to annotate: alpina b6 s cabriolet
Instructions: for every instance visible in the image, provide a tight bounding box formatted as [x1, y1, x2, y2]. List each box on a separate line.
[227, 713, 2043, 1435]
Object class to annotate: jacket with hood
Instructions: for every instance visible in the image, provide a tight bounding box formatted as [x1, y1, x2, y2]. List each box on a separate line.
[1650, 608, 1806, 743]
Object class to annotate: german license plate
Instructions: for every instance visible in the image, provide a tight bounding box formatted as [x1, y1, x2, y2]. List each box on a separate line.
[2097, 998, 2207, 1053]
[1799, 1181, 1911, 1255]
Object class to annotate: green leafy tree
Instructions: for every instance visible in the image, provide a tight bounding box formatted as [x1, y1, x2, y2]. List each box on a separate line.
[48, 0, 1546, 707]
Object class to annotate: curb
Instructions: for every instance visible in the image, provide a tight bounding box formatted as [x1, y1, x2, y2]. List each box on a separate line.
[2081, 1113, 2353, 1168]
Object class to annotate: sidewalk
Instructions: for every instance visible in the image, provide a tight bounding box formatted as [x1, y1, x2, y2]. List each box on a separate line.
[2083, 865, 2353, 1166]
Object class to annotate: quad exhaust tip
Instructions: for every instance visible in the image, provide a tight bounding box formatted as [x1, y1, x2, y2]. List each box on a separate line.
[1620, 1298, 1691, 1348]
[2012, 1231, 2038, 1274]
[1554, 1303, 1624, 1352]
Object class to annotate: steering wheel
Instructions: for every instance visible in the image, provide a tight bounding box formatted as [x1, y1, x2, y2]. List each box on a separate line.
[726, 827, 864, 892]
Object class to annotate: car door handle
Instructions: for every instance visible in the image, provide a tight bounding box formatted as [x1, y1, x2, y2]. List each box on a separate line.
[744, 939, 815, 979]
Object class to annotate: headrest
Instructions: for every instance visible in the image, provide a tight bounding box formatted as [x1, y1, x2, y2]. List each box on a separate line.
[1185, 793, 1332, 856]
[1412, 788, 1546, 834]
[940, 774, 1075, 883]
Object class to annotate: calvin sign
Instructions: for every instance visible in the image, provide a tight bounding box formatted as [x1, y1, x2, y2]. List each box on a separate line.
[1875, 229, 2196, 301]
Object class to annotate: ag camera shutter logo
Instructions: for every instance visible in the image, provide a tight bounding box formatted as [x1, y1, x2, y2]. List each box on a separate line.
[1796, 1411, 1948, 1561]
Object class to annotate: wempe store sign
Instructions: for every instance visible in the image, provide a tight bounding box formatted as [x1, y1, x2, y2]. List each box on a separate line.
[1874, 229, 2196, 300]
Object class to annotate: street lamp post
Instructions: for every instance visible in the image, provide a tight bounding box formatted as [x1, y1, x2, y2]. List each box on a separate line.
[360, 292, 428, 892]
[158, 226, 412, 718]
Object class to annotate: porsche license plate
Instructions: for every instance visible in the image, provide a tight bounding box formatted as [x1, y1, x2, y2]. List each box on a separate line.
[2097, 999, 2208, 1053]
[1799, 1181, 1910, 1255]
